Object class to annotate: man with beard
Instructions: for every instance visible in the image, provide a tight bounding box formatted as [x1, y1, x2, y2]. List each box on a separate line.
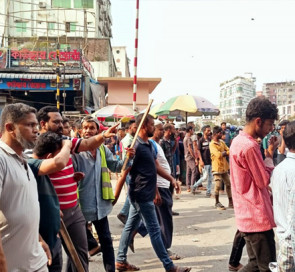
[116, 114, 191, 272]
[72, 116, 134, 272]
[37, 106, 118, 272]
[230, 97, 279, 271]
[0, 103, 49, 271]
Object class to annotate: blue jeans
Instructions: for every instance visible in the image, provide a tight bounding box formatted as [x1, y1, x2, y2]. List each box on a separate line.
[116, 200, 174, 271]
[120, 175, 131, 216]
[192, 164, 213, 195]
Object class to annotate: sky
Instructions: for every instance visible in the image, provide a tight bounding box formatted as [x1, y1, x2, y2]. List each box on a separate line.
[111, 0, 295, 106]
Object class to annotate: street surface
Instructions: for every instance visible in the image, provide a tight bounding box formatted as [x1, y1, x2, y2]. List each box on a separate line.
[86, 179, 248, 272]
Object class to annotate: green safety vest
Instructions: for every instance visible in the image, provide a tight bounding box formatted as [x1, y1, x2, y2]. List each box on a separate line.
[100, 145, 115, 200]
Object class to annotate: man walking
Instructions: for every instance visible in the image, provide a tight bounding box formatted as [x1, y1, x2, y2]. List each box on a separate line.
[230, 97, 279, 271]
[115, 114, 190, 272]
[0, 103, 48, 271]
[209, 126, 232, 210]
[72, 116, 134, 272]
[183, 126, 198, 192]
[151, 120, 181, 260]
[195, 125, 213, 197]
[270, 120, 295, 271]
[37, 106, 118, 271]
[117, 120, 137, 224]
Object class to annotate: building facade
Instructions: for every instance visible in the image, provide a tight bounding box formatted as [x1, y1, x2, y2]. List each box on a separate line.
[1, 0, 112, 47]
[277, 102, 295, 120]
[219, 73, 256, 120]
[112, 46, 130, 77]
[262, 81, 295, 106]
[0, 0, 116, 113]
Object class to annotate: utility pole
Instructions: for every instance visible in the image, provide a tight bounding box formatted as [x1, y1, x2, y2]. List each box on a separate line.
[56, 44, 60, 111]
[83, 9, 88, 51]
[1, 0, 11, 47]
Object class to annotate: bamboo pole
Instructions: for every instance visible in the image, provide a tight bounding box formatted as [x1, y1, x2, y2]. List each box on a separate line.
[60, 219, 85, 272]
[122, 99, 153, 170]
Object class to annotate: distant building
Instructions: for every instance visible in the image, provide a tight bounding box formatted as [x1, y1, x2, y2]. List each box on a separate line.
[277, 102, 295, 119]
[112, 46, 130, 77]
[262, 81, 295, 106]
[219, 73, 256, 120]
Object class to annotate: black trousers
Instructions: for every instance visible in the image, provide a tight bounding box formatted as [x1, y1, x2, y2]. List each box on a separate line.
[48, 238, 62, 272]
[86, 225, 99, 251]
[240, 229, 276, 272]
[229, 230, 246, 267]
[155, 187, 173, 250]
[61, 204, 89, 272]
[92, 216, 115, 272]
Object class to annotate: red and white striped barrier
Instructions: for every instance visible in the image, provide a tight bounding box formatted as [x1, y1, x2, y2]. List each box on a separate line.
[132, 0, 139, 111]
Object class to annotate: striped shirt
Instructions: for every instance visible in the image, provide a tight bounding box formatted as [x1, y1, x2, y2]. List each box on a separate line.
[230, 131, 275, 232]
[49, 137, 81, 210]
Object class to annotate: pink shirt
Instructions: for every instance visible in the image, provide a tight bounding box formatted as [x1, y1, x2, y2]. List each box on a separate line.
[230, 131, 275, 232]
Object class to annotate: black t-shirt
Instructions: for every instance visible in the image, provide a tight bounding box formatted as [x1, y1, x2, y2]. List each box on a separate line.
[28, 158, 61, 251]
[198, 137, 211, 165]
[129, 138, 157, 203]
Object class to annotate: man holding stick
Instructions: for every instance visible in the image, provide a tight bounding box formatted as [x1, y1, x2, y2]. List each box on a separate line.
[115, 113, 191, 272]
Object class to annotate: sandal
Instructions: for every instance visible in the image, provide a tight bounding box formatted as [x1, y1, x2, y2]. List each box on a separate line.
[166, 265, 192, 272]
[115, 261, 140, 271]
[169, 253, 182, 260]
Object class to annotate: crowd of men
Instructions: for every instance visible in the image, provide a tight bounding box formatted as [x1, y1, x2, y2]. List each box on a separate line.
[0, 96, 295, 272]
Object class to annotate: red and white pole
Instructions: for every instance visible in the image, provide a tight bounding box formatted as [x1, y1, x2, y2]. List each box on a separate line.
[132, 0, 139, 111]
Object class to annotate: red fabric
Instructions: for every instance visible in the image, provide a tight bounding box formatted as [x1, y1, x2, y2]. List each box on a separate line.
[49, 138, 81, 210]
[230, 131, 275, 232]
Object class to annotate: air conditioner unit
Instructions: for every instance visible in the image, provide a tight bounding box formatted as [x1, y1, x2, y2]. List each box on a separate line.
[39, 2, 46, 8]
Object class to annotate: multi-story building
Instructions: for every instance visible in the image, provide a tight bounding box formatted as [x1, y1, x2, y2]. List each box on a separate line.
[112, 46, 130, 77]
[277, 102, 295, 120]
[1, 0, 112, 46]
[0, 0, 115, 112]
[219, 73, 256, 120]
[262, 81, 295, 106]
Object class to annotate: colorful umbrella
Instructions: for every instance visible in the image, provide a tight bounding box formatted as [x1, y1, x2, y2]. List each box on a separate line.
[141, 102, 165, 118]
[91, 105, 135, 119]
[155, 95, 219, 117]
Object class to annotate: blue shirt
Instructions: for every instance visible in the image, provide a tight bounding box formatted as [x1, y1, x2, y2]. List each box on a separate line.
[129, 137, 157, 203]
[72, 145, 123, 221]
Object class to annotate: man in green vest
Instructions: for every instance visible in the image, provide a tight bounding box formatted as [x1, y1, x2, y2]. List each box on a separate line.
[72, 116, 134, 272]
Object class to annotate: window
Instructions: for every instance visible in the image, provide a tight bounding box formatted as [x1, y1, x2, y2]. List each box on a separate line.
[16, 22, 27, 33]
[48, 22, 55, 30]
[70, 22, 76, 32]
[74, 0, 94, 8]
[52, 0, 71, 8]
[65, 22, 76, 32]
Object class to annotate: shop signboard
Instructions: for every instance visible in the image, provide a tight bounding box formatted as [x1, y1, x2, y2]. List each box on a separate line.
[8, 49, 82, 69]
[0, 78, 78, 91]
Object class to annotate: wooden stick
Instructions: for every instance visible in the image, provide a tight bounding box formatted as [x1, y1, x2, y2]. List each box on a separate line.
[60, 219, 85, 272]
[122, 99, 154, 170]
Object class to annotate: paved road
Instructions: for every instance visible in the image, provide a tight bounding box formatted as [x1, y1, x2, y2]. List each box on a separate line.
[85, 182, 248, 272]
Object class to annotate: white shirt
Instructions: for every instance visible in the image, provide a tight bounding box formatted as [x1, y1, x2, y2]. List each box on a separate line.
[271, 152, 295, 240]
[155, 142, 171, 189]
[0, 140, 47, 271]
